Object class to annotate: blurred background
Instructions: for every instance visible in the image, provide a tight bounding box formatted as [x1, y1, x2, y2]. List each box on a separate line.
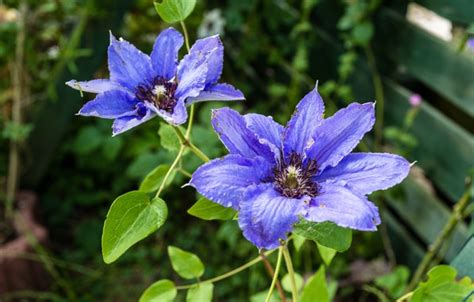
[0, 0, 473, 301]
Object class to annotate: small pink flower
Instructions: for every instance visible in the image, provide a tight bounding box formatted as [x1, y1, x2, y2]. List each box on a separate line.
[409, 94, 422, 107]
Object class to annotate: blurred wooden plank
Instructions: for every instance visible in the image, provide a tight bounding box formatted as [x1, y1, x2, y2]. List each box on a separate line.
[386, 177, 470, 261]
[316, 25, 473, 201]
[25, 1, 132, 187]
[382, 80, 474, 201]
[375, 8, 474, 117]
[384, 211, 424, 269]
[450, 236, 474, 279]
[414, 0, 474, 24]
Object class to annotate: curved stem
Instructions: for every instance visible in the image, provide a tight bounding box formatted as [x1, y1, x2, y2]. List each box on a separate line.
[260, 251, 287, 302]
[283, 246, 298, 302]
[180, 20, 191, 52]
[187, 142, 210, 162]
[155, 146, 185, 197]
[176, 249, 277, 290]
[265, 247, 284, 302]
[396, 291, 413, 302]
[186, 104, 195, 139]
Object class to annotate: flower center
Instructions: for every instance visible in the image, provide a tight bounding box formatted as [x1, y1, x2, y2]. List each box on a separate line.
[273, 152, 319, 198]
[135, 77, 178, 113]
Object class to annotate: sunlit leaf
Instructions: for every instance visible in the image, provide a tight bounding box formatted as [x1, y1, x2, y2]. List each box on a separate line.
[188, 197, 236, 220]
[186, 283, 213, 302]
[293, 220, 352, 252]
[139, 279, 176, 302]
[102, 192, 168, 263]
[154, 0, 196, 23]
[301, 266, 329, 302]
[292, 233, 306, 252]
[282, 273, 304, 293]
[158, 123, 181, 152]
[168, 246, 205, 279]
[139, 164, 174, 193]
[317, 243, 337, 266]
[411, 265, 474, 302]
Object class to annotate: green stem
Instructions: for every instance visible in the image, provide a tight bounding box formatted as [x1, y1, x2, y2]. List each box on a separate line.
[173, 126, 210, 162]
[283, 246, 298, 302]
[365, 44, 384, 150]
[176, 168, 192, 178]
[396, 291, 413, 302]
[406, 185, 472, 291]
[155, 146, 185, 197]
[265, 247, 284, 302]
[187, 142, 210, 162]
[186, 104, 195, 139]
[176, 249, 277, 290]
[180, 20, 191, 52]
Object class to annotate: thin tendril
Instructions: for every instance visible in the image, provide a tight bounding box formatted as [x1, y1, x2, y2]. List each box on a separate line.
[264, 247, 284, 302]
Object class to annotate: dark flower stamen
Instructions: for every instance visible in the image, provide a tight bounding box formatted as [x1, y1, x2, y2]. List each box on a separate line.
[273, 152, 319, 198]
[136, 77, 178, 113]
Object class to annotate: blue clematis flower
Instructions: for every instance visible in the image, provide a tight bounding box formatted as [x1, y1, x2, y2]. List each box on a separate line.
[190, 86, 411, 249]
[67, 28, 244, 136]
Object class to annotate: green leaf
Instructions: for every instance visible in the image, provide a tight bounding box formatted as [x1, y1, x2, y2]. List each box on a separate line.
[154, 0, 196, 23]
[187, 197, 236, 220]
[374, 266, 410, 299]
[158, 123, 181, 152]
[317, 243, 337, 266]
[139, 164, 174, 193]
[292, 233, 306, 252]
[168, 246, 205, 279]
[301, 266, 329, 302]
[139, 279, 176, 302]
[411, 265, 474, 302]
[102, 192, 168, 263]
[282, 273, 304, 293]
[293, 220, 352, 252]
[186, 283, 213, 302]
[250, 291, 279, 302]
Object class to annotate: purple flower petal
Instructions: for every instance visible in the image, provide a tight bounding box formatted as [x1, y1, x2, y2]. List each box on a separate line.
[316, 153, 410, 195]
[148, 99, 188, 126]
[305, 183, 380, 231]
[189, 155, 272, 209]
[78, 90, 138, 119]
[66, 79, 124, 94]
[306, 102, 375, 171]
[211, 108, 275, 161]
[112, 110, 156, 136]
[150, 28, 184, 80]
[175, 51, 208, 101]
[185, 83, 245, 105]
[189, 35, 223, 86]
[244, 113, 283, 151]
[283, 87, 325, 156]
[108, 33, 154, 90]
[238, 184, 306, 249]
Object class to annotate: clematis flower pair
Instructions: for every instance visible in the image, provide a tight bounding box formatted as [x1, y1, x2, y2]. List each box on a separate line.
[190, 87, 411, 249]
[67, 28, 244, 136]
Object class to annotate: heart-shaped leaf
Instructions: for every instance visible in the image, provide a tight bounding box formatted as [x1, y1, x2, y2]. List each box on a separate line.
[102, 191, 168, 263]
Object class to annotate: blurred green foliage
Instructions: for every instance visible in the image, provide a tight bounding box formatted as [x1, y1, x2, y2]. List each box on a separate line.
[0, 0, 431, 301]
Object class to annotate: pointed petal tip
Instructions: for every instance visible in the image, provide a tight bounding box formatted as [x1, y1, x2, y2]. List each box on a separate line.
[109, 30, 116, 43]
